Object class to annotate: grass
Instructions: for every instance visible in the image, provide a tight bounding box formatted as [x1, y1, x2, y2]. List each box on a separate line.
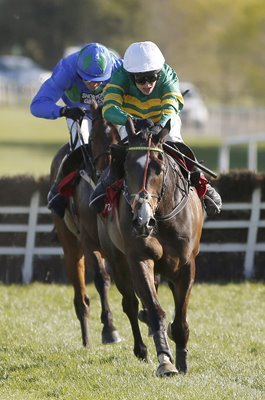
[0, 106, 65, 177]
[0, 282, 264, 400]
[1, 106, 265, 177]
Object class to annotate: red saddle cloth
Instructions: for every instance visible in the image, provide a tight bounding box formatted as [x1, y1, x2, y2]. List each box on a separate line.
[196, 174, 208, 198]
[101, 179, 123, 218]
[58, 171, 79, 197]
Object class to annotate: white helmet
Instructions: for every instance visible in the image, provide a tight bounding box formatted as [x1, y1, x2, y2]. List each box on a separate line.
[123, 41, 165, 73]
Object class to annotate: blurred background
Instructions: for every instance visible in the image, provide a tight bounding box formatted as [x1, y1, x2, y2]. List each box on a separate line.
[0, 0, 265, 175]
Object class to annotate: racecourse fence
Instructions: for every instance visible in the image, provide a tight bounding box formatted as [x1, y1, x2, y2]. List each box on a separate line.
[218, 132, 265, 172]
[0, 187, 264, 284]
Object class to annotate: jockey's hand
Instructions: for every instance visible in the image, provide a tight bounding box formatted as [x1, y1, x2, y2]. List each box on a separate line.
[133, 117, 154, 132]
[150, 124, 163, 135]
[60, 106, 86, 121]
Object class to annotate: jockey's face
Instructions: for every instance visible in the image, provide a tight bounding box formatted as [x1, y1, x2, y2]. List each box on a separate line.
[135, 80, 157, 95]
[133, 72, 159, 95]
[83, 80, 103, 91]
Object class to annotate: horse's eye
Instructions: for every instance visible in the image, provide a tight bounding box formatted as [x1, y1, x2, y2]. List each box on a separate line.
[151, 161, 163, 175]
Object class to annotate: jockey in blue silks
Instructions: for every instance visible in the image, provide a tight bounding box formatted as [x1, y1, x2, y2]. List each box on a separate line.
[30, 43, 123, 217]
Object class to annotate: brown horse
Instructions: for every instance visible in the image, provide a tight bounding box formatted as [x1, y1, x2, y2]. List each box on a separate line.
[49, 101, 121, 347]
[97, 118, 204, 376]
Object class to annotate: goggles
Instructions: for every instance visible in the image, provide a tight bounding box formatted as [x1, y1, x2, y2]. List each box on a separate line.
[134, 73, 160, 85]
[78, 74, 102, 84]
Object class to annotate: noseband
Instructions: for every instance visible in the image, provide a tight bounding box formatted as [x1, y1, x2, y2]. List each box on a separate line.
[125, 135, 165, 214]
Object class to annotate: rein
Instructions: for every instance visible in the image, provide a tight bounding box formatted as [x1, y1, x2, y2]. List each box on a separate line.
[156, 154, 189, 221]
[74, 120, 94, 173]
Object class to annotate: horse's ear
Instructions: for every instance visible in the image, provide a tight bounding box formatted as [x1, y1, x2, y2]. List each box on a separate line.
[158, 119, 171, 142]
[125, 116, 136, 139]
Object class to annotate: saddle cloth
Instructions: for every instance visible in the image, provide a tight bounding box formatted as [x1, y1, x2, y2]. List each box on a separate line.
[58, 170, 79, 197]
[101, 179, 123, 218]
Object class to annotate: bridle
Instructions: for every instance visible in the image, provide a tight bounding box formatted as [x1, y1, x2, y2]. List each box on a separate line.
[124, 135, 165, 215]
[124, 135, 190, 221]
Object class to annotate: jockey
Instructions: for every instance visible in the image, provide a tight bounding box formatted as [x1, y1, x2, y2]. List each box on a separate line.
[30, 43, 122, 218]
[90, 41, 222, 217]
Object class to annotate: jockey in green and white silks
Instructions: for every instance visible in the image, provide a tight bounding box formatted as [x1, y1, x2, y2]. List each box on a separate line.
[102, 42, 184, 142]
[90, 41, 222, 218]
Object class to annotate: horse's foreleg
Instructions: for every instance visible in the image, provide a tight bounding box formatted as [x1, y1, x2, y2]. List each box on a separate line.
[110, 254, 149, 361]
[91, 252, 121, 344]
[130, 258, 178, 377]
[167, 259, 195, 374]
[53, 216, 90, 347]
[138, 272, 161, 336]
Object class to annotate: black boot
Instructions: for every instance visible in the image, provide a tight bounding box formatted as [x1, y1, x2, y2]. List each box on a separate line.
[203, 184, 222, 217]
[89, 168, 112, 213]
[47, 183, 67, 218]
[48, 154, 69, 218]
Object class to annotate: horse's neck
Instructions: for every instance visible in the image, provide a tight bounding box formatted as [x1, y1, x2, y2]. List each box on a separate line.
[161, 156, 188, 209]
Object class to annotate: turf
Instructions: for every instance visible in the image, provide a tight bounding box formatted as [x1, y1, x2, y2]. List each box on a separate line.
[0, 282, 264, 400]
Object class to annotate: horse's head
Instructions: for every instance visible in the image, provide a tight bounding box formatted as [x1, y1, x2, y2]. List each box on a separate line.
[124, 118, 170, 238]
[89, 100, 121, 180]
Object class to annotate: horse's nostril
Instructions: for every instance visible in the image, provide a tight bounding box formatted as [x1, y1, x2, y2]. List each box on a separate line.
[148, 218, 156, 228]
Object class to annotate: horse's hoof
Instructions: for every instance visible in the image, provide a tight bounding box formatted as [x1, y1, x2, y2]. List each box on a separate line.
[176, 349, 188, 374]
[156, 362, 179, 377]
[102, 330, 122, 344]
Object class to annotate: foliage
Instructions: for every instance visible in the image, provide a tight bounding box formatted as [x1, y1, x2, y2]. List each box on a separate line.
[0, 282, 264, 399]
[0, 0, 264, 104]
[0, 0, 144, 67]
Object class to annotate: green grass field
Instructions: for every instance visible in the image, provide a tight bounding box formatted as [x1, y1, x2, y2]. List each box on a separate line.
[1, 106, 265, 177]
[0, 106, 65, 177]
[0, 282, 264, 400]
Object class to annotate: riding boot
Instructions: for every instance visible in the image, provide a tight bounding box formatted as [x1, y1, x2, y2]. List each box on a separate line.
[47, 155, 68, 218]
[203, 184, 222, 217]
[89, 167, 113, 213]
[190, 169, 222, 217]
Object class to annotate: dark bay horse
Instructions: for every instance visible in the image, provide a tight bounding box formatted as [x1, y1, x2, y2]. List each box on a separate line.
[49, 101, 121, 347]
[97, 119, 204, 376]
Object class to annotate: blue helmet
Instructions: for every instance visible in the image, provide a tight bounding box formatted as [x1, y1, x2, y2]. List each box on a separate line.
[77, 43, 113, 81]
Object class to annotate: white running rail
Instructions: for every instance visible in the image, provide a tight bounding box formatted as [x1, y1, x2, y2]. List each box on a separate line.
[0, 189, 264, 282]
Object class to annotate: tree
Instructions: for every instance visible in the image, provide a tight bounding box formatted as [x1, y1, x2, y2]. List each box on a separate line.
[0, 0, 144, 67]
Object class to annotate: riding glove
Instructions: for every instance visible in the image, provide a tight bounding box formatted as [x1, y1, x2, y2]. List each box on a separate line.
[60, 106, 86, 120]
[132, 117, 154, 131]
[149, 124, 163, 135]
